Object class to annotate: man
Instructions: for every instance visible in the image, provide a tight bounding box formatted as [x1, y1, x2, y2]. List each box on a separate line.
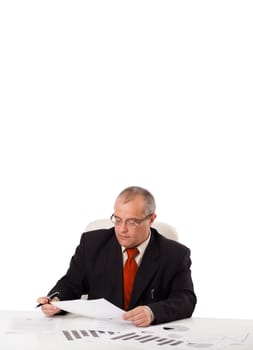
[37, 186, 196, 326]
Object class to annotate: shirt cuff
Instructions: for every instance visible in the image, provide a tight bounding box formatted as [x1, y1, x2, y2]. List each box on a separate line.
[144, 306, 155, 323]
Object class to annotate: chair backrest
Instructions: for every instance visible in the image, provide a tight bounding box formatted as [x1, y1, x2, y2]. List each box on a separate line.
[85, 219, 178, 241]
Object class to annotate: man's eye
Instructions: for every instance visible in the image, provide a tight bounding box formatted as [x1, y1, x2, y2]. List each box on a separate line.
[127, 220, 136, 226]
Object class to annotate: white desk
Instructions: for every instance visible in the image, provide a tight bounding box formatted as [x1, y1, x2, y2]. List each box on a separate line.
[0, 310, 252, 350]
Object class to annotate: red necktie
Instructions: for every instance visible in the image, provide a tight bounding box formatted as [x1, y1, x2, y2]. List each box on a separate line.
[123, 247, 139, 310]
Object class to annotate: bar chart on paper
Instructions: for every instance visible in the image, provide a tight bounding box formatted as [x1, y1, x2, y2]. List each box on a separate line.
[62, 329, 185, 346]
[111, 331, 185, 346]
[62, 329, 119, 341]
[61, 328, 251, 349]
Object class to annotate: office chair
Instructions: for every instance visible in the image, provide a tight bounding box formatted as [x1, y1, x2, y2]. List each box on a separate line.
[85, 219, 178, 241]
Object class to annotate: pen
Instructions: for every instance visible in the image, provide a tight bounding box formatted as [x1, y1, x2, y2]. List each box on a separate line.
[35, 291, 60, 308]
[151, 288, 155, 299]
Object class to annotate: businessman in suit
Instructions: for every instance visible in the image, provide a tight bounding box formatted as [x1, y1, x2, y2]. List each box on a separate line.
[37, 186, 197, 326]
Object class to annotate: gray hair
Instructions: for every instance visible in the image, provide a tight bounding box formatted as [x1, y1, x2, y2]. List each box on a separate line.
[115, 186, 156, 215]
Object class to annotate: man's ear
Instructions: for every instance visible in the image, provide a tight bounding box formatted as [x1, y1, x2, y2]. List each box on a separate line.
[149, 213, 157, 225]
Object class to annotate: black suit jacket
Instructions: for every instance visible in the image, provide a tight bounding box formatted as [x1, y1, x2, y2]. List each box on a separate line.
[49, 227, 197, 324]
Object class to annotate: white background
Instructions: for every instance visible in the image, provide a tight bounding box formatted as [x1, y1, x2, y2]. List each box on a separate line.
[0, 1, 252, 319]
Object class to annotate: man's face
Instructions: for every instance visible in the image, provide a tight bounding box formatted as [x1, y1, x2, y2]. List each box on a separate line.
[113, 195, 156, 248]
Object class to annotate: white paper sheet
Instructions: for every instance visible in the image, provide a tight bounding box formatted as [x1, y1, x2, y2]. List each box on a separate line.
[52, 298, 124, 320]
[0, 310, 62, 335]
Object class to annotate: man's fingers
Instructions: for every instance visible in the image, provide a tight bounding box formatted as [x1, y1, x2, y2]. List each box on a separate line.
[37, 297, 48, 305]
[37, 296, 61, 316]
[123, 306, 152, 327]
[41, 303, 60, 317]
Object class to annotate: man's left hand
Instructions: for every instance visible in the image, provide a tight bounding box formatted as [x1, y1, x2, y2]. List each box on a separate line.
[122, 305, 154, 327]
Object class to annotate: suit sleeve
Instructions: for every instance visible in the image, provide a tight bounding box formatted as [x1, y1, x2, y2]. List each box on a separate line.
[149, 247, 197, 324]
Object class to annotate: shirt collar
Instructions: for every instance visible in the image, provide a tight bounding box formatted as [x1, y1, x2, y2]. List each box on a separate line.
[121, 230, 151, 254]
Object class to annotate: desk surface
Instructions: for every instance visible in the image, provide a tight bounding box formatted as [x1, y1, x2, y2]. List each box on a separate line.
[0, 310, 252, 350]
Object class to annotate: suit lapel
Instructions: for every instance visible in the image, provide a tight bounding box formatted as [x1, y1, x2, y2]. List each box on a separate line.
[129, 232, 160, 307]
[104, 237, 124, 308]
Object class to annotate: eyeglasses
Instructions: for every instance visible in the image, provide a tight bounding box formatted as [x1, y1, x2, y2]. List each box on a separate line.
[110, 214, 152, 228]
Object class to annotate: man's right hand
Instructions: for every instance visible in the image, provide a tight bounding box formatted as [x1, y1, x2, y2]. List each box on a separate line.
[37, 296, 61, 317]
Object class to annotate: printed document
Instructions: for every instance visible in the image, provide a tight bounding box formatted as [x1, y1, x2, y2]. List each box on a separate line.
[52, 298, 124, 320]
